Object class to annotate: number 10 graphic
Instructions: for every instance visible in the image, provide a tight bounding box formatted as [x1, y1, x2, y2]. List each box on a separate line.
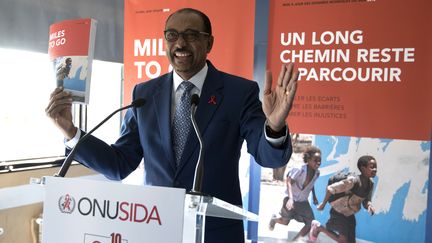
[85, 232, 127, 243]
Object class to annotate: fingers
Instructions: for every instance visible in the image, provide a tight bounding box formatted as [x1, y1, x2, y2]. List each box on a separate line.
[286, 67, 299, 92]
[49, 86, 63, 99]
[45, 88, 73, 117]
[264, 63, 299, 116]
[46, 93, 71, 114]
[277, 65, 286, 87]
[278, 63, 298, 93]
[286, 72, 298, 100]
[46, 103, 72, 119]
[282, 63, 294, 89]
[284, 65, 299, 105]
[264, 70, 273, 95]
[271, 63, 299, 91]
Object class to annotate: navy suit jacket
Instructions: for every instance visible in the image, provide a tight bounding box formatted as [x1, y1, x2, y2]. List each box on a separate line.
[74, 61, 292, 242]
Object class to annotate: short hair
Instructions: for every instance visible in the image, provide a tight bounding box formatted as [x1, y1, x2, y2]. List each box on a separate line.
[166, 8, 212, 35]
[303, 146, 321, 163]
[357, 155, 376, 170]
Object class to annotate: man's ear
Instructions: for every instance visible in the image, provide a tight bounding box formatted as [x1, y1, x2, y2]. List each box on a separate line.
[206, 36, 214, 53]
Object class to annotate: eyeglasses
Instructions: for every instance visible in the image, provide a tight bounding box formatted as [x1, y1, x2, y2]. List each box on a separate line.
[164, 29, 210, 42]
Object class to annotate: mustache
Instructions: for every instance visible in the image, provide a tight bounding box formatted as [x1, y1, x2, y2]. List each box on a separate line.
[173, 48, 191, 53]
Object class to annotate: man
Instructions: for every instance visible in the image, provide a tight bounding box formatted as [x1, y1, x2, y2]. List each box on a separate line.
[46, 8, 298, 243]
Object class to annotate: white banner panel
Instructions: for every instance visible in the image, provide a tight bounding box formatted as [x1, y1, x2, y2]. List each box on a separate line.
[42, 177, 185, 243]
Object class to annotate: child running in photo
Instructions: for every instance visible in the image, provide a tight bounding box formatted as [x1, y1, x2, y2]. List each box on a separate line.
[310, 155, 378, 243]
[269, 146, 321, 241]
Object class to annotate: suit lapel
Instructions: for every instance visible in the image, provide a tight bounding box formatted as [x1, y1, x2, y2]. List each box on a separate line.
[177, 62, 224, 171]
[153, 73, 176, 170]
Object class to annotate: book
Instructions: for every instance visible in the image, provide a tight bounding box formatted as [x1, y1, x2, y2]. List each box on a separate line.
[48, 18, 97, 104]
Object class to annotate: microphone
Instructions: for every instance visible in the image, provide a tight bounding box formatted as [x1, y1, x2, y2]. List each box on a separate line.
[55, 98, 146, 177]
[189, 94, 205, 194]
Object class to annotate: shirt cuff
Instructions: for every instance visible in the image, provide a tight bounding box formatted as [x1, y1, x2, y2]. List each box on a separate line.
[263, 120, 287, 146]
[65, 129, 81, 149]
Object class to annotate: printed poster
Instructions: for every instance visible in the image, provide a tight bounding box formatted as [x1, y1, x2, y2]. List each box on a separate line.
[261, 0, 431, 242]
[267, 0, 431, 141]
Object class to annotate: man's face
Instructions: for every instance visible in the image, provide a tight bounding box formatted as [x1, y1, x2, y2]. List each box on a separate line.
[164, 12, 213, 80]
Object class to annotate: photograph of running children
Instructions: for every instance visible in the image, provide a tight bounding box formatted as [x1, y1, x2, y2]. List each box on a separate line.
[310, 155, 378, 243]
[269, 146, 322, 241]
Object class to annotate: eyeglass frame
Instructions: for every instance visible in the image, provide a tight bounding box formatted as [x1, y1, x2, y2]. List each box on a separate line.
[163, 29, 211, 42]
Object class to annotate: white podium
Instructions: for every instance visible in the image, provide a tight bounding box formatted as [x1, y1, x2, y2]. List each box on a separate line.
[39, 177, 258, 243]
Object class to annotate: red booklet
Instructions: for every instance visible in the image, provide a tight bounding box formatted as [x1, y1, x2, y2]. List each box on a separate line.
[48, 18, 97, 104]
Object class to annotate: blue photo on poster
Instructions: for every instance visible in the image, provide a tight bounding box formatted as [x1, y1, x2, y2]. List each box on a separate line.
[258, 134, 430, 243]
[314, 136, 430, 243]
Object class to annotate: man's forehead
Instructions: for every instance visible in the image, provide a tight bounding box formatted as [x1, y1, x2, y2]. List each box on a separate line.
[165, 12, 204, 30]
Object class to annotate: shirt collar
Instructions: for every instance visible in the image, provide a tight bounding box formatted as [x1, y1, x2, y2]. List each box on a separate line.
[173, 63, 208, 93]
[301, 163, 308, 172]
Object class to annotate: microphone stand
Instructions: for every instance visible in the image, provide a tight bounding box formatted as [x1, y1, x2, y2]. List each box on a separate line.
[189, 94, 205, 194]
[54, 99, 145, 177]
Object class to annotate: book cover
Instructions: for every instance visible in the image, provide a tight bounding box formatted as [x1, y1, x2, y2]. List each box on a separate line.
[48, 18, 97, 104]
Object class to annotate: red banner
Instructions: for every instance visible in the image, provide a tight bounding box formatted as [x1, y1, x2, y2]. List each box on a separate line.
[268, 0, 432, 140]
[124, 0, 255, 106]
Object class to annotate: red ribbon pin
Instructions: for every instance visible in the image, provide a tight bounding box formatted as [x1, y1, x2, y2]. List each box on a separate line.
[208, 95, 217, 105]
[63, 194, 72, 211]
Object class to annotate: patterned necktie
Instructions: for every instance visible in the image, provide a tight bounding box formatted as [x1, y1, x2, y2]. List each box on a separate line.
[172, 81, 195, 166]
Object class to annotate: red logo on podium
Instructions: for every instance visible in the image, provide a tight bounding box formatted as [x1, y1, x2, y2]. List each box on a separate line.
[58, 193, 76, 214]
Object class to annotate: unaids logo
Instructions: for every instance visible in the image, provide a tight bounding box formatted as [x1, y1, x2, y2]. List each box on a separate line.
[58, 194, 76, 214]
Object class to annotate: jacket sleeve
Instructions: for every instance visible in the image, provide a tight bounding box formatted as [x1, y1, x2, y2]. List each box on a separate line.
[73, 107, 144, 180]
